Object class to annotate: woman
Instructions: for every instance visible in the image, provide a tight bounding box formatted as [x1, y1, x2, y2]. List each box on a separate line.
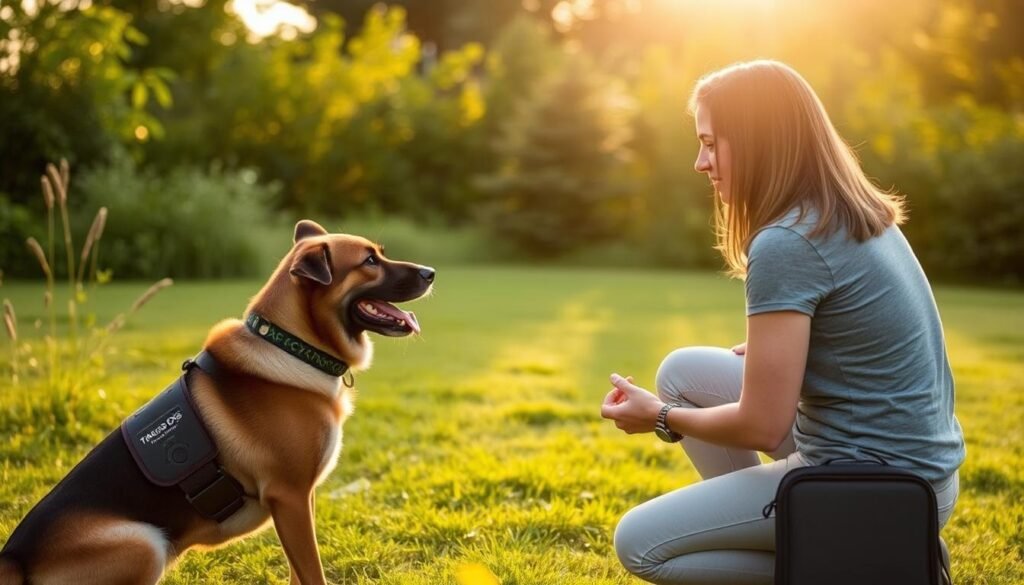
[600, 60, 965, 585]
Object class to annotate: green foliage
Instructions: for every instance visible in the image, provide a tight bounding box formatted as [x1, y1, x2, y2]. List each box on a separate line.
[476, 56, 635, 257]
[482, 15, 565, 135]
[907, 103, 1024, 283]
[620, 46, 719, 269]
[328, 38, 489, 220]
[147, 6, 488, 222]
[0, 0, 173, 200]
[0, 195, 39, 279]
[843, 53, 1024, 283]
[1, 160, 174, 441]
[2, 270, 1022, 583]
[907, 0, 1024, 108]
[2, 0, 1023, 281]
[74, 152, 280, 279]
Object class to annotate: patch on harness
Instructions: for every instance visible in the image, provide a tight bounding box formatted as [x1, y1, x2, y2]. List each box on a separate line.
[121, 377, 218, 486]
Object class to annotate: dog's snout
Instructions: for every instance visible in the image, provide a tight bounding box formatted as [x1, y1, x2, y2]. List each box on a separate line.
[418, 267, 435, 283]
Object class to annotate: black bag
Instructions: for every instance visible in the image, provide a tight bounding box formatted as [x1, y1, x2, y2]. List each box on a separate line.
[767, 460, 952, 585]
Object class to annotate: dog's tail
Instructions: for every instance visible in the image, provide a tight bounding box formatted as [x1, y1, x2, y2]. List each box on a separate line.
[0, 554, 25, 585]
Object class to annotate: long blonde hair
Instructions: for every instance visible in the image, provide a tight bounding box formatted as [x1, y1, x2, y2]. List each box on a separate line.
[688, 60, 905, 278]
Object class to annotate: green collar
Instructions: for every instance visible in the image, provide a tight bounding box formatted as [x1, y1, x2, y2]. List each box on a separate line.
[245, 313, 349, 378]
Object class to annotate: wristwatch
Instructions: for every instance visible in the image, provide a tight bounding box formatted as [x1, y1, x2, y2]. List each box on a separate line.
[654, 403, 683, 443]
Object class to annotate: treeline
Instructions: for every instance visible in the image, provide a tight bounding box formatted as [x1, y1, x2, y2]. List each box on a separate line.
[1, 0, 1021, 282]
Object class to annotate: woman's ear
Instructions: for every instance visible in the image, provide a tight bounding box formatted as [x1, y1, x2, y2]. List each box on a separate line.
[294, 219, 328, 243]
[289, 243, 332, 285]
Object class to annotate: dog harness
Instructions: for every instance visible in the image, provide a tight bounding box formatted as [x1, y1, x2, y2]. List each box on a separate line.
[120, 352, 247, 523]
[120, 314, 352, 523]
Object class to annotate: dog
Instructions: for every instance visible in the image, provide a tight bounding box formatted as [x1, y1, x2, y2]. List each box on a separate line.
[0, 220, 434, 585]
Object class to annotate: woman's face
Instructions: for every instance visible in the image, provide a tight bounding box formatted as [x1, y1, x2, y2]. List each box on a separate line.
[693, 105, 732, 204]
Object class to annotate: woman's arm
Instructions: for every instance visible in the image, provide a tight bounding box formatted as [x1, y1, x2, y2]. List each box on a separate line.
[600, 311, 808, 452]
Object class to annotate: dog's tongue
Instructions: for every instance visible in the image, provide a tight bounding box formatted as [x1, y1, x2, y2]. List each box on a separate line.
[369, 300, 421, 334]
[405, 311, 420, 334]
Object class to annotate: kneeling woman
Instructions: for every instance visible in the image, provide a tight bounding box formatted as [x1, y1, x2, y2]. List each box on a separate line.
[600, 60, 964, 585]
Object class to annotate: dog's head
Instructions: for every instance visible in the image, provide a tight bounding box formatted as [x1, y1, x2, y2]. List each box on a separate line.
[272, 219, 434, 370]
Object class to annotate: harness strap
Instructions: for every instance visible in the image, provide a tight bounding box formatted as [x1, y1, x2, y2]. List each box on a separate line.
[178, 352, 247, 523]
[193, 350, 226, 378]
[178, 459, 246, 523]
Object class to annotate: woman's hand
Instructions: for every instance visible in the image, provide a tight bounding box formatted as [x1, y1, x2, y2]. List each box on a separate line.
[600, 374, 665, 434]
[731, 342, 747, 355]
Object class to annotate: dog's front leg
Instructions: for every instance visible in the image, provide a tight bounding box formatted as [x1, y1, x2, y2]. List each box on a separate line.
[268, 488, 326, 585]
[288, 491, 318, 585]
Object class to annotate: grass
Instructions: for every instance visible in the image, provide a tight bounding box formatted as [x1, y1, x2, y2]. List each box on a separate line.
[1, 267, 1023, 584]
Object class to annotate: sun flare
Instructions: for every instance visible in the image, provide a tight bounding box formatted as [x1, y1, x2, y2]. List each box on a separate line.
[228, 0, 316, 40]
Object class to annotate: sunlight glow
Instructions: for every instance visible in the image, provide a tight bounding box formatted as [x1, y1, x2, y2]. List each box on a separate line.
[228, 0, 316, 41]
[162, 0, 206, 8]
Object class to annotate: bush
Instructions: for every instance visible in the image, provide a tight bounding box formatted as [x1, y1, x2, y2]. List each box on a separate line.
[144, 7, 489, 224]
[0, 194, 41, 278]
[843, 58, 1024, 284]
[915, 110, 1024, 283]
[74, 153, 280, 279]
[0, 2, 173, 202]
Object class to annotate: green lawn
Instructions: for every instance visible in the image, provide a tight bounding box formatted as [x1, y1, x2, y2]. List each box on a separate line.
[1, 267, 1023, 584]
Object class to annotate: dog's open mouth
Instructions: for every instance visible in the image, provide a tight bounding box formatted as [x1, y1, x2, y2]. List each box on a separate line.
[353, 299, 420, 337]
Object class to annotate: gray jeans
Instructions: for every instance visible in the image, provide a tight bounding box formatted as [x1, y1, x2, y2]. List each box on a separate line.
[614, 346, 960, 585]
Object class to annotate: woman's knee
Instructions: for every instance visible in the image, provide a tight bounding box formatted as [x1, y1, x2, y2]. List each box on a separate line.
[614, 506, 658, 579]
[655, 347, 711, 404]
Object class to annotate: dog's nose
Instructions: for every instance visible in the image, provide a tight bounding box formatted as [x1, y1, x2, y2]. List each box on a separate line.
[418, 267, 435, 283]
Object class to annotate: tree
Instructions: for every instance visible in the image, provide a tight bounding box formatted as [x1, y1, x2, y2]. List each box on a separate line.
[908, 0, 1024, 110]
[0, 0, 171, 202]
[476, 56, 635, 257]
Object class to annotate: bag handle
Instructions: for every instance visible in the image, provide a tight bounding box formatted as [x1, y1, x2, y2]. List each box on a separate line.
[762, 455, 890, 518]
[823, 454, 888, 466]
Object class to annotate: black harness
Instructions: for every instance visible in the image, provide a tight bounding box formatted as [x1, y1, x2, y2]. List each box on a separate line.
[120, 352, 247, 523]
[119, 313, 351, 523]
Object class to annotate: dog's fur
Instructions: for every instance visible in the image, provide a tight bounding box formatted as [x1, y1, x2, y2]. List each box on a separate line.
[0, 220, 434, 585]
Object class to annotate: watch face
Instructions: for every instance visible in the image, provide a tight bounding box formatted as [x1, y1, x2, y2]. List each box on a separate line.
[655, 427, 674, 443]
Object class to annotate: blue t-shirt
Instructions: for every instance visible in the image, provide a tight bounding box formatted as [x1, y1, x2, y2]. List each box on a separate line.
[745, 208, 965, 485]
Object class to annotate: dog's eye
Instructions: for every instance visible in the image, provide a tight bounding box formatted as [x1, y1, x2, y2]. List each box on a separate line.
[363, 254, 379, 267]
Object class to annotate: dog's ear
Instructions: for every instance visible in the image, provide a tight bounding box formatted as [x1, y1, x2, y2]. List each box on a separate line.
[290, 243, 333, 285]
[294, 219, 328, 243]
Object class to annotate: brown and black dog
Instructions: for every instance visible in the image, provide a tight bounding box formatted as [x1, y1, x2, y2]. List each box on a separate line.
[0, 220, 434, 585]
